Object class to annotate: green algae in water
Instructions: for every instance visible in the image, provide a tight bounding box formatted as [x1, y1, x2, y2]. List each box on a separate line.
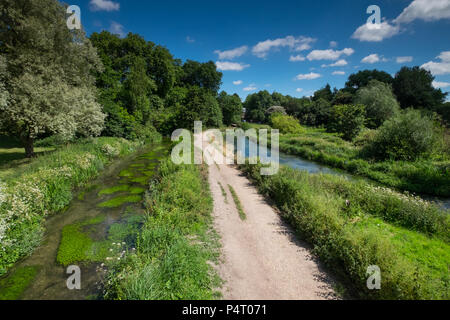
[119, 169, 134, 177]
[130, 176, 148, 185]
[98, 185, 130, 196]
[129, 163, 145, 168]
[57, 215, 108, 266]
[129, 187, 145, 194]
[77, 191, 86, 201]
[0, 266, 39, 300]
[98, 195, 142, 208]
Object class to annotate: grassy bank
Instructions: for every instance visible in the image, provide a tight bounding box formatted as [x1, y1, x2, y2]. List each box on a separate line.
[239, 162, 450, 299]
[244, 124, 450, 197]
[0, 137, 142, 276]
[103, 159, 221, 300]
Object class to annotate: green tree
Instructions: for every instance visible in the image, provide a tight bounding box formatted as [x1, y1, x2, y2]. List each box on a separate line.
[177, 87, 222, 129]
[355, 80, 400, 128]
[365, 109, 441, 161]
[181, 60, 222, 94]
[270, 114, 305, 134]
[327, 104, 366, 140]
[393, 66, 447, 110]
[244, 90, 274, 123]
[345, 69, 393, 93]
[0, 0, 105, 157]
[312, 84, 334, 102]
[217, 91, 243, 125]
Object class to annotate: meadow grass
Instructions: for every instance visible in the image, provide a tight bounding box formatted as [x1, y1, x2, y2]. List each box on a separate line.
[0, 137, 140, 276]
[103, 159, 221, 300]
[239, 162, 450, 299]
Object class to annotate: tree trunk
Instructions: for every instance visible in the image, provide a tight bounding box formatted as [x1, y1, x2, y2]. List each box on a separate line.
[24, 136, 36, 158]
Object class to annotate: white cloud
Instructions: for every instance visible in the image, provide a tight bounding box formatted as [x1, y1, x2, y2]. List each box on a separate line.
[215, 61, 250, 71]
[214, 46, 248, 60]
[243, 84, 257, 92]
[296, 88, 304, 92]
[421, 51, 450, 75]
[295, 72, 322, 80]
[307, 48, 354, 61]
[322, 59, 348, 67]
[109, 21, 125, 37]
[186, 36, 195, 43]
[396, 56, 413, 63]
[233, 80, 243, 85]
[352, 21, 400, 42]
[361, 54, 381, 64]
[90, 0, 120, 11]
[330, 41, 338, 48]
[289, 55, 306, 62]
[394, 0, 450, 24]
[332, 71, 346, 75]
[432, 81, 450, 89]
[252, 36, 316, 58]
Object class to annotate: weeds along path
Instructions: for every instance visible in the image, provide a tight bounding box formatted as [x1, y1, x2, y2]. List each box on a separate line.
[205, 139, 338, 299]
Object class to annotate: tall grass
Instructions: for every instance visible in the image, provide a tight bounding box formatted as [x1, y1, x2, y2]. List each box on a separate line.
[239, 162, 450, 299]
[0, 137, 140, 276]
[103, 159, 221, 300]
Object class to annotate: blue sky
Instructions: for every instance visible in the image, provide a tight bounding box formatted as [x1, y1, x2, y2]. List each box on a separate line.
[72, 0, 450, 100]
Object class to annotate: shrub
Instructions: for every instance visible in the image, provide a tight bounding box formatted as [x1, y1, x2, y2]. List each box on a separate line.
[355, 80, 400, 128]
[327, 104, 366, 140]
[270, 114, 305, 134]
[365, 109, 441, 161]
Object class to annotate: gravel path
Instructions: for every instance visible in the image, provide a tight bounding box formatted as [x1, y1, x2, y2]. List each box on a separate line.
[207, 157, 337, 300]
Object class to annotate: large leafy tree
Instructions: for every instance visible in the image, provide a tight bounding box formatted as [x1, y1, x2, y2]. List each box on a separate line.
[181, 60, 222, 94]
[217, 91, 243, 125]
[0, 0, 105, 157]
[244, 90, 274, 123]
[355, 80, 400, 128]
[312, 84, 334, 102]
[393, 66, 447, 110]
[345, 70, 393, 93]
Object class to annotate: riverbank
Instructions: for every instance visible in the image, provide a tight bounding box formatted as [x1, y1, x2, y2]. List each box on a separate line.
[0, 137, 143, 277]
[243, 124, 450, 198]
[239, 162, 450, 299]
[103, 158, 221, 299]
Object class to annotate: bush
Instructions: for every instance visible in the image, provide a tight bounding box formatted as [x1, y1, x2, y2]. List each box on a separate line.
[364, 109, 441, 161]
[355, 80, 400, 128]
[270, 114, 305, 134]
[327, 104, 366, 140]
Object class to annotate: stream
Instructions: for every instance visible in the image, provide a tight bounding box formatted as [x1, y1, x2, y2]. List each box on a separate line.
[0, 141, 170, 300]
[238, 137, 450, 210]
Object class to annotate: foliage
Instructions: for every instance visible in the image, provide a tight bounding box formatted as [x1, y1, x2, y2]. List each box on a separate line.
[0, 266, 38, 300]
[239, 163, 450, 299]
[217, 91, 243, 125]
[364, 109, 442, 161]
[103, 160, 220, 300]
[244, 90, 274, 123]
[275, 127, 450, 197]
[228, 184, 246, 220]
[181, 60, 223, 94]
[393, 66, 447, 110]
[270, 114, 305, 134]
[0, 0, 105, 157]
[327, 104, 366, 140]
[355, 80, 400, 128]
[345, 69, 393, 93]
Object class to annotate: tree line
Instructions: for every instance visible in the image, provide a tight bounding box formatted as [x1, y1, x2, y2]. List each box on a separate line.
[0, 0, 242, 157]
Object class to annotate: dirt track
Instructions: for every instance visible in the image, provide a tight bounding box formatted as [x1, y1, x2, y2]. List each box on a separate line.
[208, 160, 338, 300]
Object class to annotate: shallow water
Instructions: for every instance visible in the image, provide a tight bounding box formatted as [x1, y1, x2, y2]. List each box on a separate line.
[0, 142, 170, 300]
